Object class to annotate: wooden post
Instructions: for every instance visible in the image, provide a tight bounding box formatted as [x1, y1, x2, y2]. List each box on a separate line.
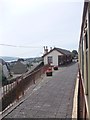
[32, 74, 35, 84]
[16, 80, 19, 101]
[21, 76, 24, 96]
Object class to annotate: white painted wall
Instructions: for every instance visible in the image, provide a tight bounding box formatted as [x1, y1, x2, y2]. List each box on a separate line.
[43, 50, 63, 66]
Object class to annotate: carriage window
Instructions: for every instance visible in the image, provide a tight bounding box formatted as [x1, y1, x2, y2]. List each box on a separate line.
[84, 14, 90, 95]
[85, 32, 88, 49]
[83, 18, 88, 95]
[82, 39, 84, 79]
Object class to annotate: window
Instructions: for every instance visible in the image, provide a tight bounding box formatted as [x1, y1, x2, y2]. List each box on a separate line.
[85, 22, 88, 95]
[82, 39, 84, 79]
[47, 56, 53, 64]
[84, 17, 89, 95]
[85, 32, 88, 49]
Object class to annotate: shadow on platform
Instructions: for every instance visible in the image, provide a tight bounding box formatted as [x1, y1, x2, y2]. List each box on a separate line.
[60, 61, 77, 67]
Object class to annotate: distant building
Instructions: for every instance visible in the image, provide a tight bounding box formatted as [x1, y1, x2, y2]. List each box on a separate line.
[42, 47, 72, 66]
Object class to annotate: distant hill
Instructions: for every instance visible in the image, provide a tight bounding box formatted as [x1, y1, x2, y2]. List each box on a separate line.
[0, 56, 19, 62]
[25, 57, 42, 62]
[0, 56, 42, 63]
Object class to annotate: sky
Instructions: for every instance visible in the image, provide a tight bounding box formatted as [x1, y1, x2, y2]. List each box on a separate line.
[0, 0, 84, 58]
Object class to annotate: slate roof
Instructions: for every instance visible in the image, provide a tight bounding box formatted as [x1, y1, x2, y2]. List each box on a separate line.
[0, 58, 10, 78]
[56, 48, 71, 55]
[11, 61, 28, 74]
[0, 58, 6, 65]
[42, 47, 71, 57]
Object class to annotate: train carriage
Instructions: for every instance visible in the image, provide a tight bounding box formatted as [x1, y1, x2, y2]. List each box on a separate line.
[78, 1, 90, 119]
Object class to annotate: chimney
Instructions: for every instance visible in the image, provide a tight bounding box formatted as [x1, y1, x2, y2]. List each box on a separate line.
[43, 46, 45, 54]
[43, 46, 48, 54]
[50, 47, 52, 50]
[45, 46, 48, 53]
[44, 46, 45, 51]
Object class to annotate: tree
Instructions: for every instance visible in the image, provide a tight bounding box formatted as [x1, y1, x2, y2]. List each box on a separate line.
[72, 50, 78, 58]
[2, 75, 8, 86]
[18, 58, 24, 62]
[72, 50, 78, 55]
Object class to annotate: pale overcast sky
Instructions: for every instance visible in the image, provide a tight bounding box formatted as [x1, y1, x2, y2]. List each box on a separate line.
[0, 0, 84, 58]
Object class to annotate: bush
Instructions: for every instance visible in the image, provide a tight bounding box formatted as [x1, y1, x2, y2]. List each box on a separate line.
[2, 76, 8, 86]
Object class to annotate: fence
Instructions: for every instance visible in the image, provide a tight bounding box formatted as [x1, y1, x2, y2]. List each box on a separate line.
[0, 64, 49, 112]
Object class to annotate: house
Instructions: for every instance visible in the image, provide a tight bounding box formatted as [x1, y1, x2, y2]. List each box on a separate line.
[11, 61, 28, 74]
[42, 47, 72, 66]
[0, 59, 10, 79]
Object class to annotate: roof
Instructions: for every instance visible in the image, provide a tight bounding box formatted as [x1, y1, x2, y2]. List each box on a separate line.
[0, 58, 6, 65]
[11, 61, 28, 74]
[56, 48, 71, 55]
[42, 47, 71, 57]
[0, 58, 10, 78]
